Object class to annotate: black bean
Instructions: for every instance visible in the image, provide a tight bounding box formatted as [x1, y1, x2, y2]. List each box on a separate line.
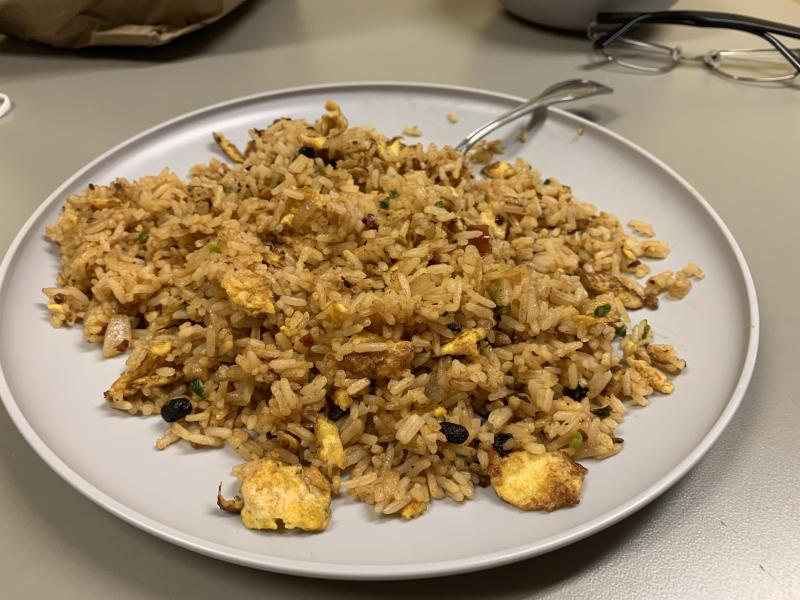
[53, 293, 66, 304]
[493, 433, 513, 457]
[329, 404, 349, 421]
[563, 386, 589, 401]
[362, 213, 378, 230]
[447, 322, 462, 332]
[494, 214, 505, 225]
[592, 405, 612, 418]
[298, 146, 316, 158]
[440, 421, 469, 444]
[161, 397, 192, 423]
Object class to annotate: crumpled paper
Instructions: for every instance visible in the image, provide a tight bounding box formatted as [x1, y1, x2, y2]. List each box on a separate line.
[0, 0, 248, 48]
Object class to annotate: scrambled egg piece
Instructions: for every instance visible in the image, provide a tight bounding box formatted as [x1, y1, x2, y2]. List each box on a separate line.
[400, 500, 427, 520]
[212, 131, 245, 163]
[387, 138, 402, 156]
[574, 315, 602, 327]
[221, 272, 275, 316]
[577, 269, 643, 310]
[315, 415, 345, 470]
[299, 133, 327, 150]
[480, 210, 507, 240]
[105, 366, 180, 402]
[340, 337, 415, 379]
[437, 327, 487, 358]
[481, 161, 516, 179]
[333, 389, 353, 410]
[320, 302, 350, 330]
[647, 344, 686, 374]
[628, 358, 674, 394]
[489, 450, 587, 512]
[236, 459, 332, 531]
[432, 406, 447, 418]
[149, 340, 172, 357]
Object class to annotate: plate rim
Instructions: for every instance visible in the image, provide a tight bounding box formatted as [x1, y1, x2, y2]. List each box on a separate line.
[0, 81, 760, 580]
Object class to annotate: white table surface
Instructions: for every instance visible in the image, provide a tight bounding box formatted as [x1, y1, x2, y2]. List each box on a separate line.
[1, 0, 799, 598]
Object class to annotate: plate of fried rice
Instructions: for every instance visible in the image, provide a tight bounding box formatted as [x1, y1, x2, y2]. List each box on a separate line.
[0, 83, 758, 579]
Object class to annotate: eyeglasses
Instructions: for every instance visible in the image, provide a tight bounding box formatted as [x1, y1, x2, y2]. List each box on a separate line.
[588, 10, 800, 83]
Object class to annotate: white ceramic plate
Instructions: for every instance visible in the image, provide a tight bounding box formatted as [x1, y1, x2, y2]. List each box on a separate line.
[0, 83, 758, 580]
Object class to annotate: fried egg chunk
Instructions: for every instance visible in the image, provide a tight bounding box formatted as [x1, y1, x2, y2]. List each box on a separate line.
[238, 459, 331, 531]
[489, 450, 587, 512]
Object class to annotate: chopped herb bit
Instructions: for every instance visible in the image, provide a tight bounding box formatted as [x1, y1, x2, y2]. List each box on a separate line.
[189, 379, 208, 400]
[440, 421, 469, 444]
[614, 324, 627, 338]
[592, 405, 613, 418]
[388, 189, 400, 200]
[317, 163, 326, 175]
[447, 322, 462, 332]
[378, 198, 390, 209]
[207, 241, 221, 253]
[563, 386, 589, 401]
[569, 432, 583, 450]
[137, 232, 149, 245]
[435, 200, 445, 208]
[493, 432, 513, 457]
[594, 303, 611, 317]
[642, 321, 650, 338]
[543, 178, 552, 185]
[222, 186, 232, 194]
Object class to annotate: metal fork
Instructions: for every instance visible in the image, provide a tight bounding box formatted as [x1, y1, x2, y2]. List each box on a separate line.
[455, 79, 613, 153]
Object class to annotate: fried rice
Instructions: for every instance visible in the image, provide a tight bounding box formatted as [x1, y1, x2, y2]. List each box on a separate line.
[42, 100, 703, 527]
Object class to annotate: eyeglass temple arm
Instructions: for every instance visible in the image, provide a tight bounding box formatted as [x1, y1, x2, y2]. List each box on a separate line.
[593, 10, 800, 73]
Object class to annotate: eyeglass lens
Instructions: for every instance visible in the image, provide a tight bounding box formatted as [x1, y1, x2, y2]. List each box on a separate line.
[706, 48, 800, 81]
[599, 37, 678, 72]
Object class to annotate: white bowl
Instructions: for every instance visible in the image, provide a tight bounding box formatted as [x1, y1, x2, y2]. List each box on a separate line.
[499, 0, 679, 32]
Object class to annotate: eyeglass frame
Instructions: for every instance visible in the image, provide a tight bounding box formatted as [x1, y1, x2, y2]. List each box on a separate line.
[589, 10, 800, 82]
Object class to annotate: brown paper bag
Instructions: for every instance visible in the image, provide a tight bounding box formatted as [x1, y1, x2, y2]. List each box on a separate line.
[0, 0, 248, 48]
